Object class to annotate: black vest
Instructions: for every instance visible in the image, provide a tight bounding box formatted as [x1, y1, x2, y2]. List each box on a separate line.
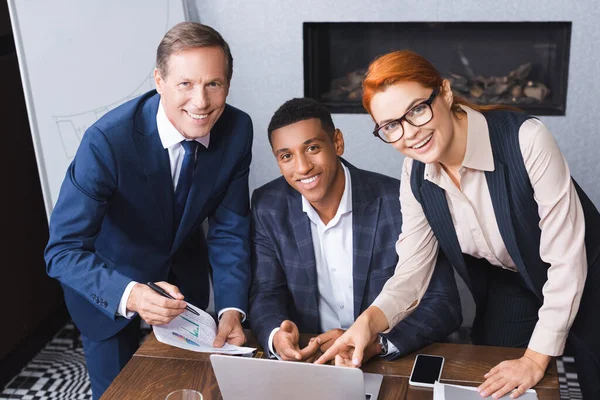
[409, 110, 600, 308]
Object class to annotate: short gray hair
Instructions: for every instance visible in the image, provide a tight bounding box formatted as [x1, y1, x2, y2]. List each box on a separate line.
[156, 22, 233, 83]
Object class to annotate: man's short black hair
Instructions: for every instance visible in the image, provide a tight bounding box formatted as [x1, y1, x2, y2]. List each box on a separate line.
[267, 98, 335, 146]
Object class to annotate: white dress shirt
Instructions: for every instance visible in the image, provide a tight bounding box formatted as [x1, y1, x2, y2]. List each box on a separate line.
[117, 101, 245, 321]
[306, 163, 355, 332]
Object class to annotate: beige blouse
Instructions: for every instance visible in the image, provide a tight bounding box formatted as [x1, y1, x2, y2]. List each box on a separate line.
[372, 106, 587, 357]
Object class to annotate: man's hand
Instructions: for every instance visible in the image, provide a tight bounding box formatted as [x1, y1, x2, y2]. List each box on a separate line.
[126, 282, 186, 325]
[273, 320, 321, 362]
[213, 310, 246, 348]
[315, 328, 382, 365]
[315, 328, 345, 353]
[477, 349, 550, 398]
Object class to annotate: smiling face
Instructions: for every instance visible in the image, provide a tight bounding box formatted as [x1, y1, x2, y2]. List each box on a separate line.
[155, 46, 229, 139]
[271, 118, 345, 210]
[370, 80, 457, 165]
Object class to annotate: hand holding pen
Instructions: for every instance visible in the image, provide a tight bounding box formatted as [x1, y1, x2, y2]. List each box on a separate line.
[146, 282, 199, 315]
[126, 281, 193, 325]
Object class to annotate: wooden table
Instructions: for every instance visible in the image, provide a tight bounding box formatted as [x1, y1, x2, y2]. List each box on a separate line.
[101, 332, 560, 399]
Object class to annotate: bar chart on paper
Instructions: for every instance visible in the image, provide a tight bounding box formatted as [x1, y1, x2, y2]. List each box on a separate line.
[153, 304, 255, 355]
[180, 316, 200, 337]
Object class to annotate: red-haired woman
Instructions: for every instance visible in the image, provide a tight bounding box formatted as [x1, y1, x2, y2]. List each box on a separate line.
[316, 50, 600, 399]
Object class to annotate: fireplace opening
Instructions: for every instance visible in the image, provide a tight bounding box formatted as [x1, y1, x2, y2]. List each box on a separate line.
[304, 22, 571, 115]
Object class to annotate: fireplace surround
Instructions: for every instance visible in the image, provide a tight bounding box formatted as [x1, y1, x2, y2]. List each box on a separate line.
[304, 22, 571, 115]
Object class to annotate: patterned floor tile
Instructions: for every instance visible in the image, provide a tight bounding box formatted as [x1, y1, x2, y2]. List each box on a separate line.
[1, 324, 90, 400]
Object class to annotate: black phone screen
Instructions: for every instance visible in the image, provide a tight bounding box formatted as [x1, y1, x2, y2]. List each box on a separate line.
[410, 355, 444, 384]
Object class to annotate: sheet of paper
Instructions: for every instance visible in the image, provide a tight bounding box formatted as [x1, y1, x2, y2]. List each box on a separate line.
[153, 303, 256, 355]
[433, 381, 538, 400]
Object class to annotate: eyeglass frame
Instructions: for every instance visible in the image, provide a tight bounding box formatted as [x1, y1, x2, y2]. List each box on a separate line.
[372, 87, 440, 144]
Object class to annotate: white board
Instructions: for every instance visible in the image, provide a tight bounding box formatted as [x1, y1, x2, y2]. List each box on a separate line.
[8, 0, 188, 218]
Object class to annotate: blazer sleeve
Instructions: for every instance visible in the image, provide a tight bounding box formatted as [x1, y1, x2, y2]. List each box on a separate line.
[207, 115, 253, 314]
[44, 126, 131, 319]
[382, 251, 462, 360]
[248, 192, 292, 351]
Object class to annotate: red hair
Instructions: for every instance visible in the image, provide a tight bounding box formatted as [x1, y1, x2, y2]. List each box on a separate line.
[362, 50, 519, 116]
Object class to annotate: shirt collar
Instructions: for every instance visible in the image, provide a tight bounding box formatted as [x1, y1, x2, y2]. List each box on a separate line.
[156, 99, 210, 150]
[461, 105, 494, 172]
[302, 162, 352, 226]
[424, 105, 494, 183]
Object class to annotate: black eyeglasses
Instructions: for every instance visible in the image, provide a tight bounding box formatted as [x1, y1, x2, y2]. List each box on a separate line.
[372, 88, 439, 143]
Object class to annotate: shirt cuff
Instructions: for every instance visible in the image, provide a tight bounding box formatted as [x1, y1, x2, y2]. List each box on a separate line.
[267, 327, 282, 360]
[371, 295, 417, 334]
[117, 281, 138, 319]
[382, 339, 400, 357]
[218, 307, 247, 323]
[527, 321, 568, 357]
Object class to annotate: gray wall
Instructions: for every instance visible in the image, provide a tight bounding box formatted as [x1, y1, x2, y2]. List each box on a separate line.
[194, 0, 600, 205]
[192, 0, 600, 327]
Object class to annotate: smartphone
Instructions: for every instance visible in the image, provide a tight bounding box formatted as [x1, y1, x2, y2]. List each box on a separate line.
[408, 354, 445, 388]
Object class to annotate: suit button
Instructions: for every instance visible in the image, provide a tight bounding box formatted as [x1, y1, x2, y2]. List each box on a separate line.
[103, 301, 108, 308]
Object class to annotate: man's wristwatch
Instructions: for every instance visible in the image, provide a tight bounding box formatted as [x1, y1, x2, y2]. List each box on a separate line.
[378, 334, 388, 355]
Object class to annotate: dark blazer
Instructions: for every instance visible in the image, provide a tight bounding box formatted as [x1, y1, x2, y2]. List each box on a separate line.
[249, 162, 462, 359]
[45, 90, 253, 341]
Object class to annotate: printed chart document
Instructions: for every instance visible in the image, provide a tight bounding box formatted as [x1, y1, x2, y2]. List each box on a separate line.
[153, 303, 256, 355]
[433, 381, 538, 400]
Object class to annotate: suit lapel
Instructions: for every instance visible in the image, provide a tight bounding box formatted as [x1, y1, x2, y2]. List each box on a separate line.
[485, 161, 535, 291]
[287, 191, 320, 329]
[133, 94, 174, 243]
[350, 169, 379, 319]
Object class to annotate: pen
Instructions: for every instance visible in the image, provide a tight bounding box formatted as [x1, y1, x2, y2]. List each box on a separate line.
[145, 282, 200, 316]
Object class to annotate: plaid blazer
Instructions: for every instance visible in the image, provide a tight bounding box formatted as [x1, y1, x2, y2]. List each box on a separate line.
[249, 160, 462, 359]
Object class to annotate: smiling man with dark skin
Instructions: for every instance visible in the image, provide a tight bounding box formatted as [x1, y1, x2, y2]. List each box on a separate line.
[248, 98, 462, 363]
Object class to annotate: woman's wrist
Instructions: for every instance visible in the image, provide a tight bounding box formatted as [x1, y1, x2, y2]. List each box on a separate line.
[524, 348, 552, 371]
[363, 306, 390, 335]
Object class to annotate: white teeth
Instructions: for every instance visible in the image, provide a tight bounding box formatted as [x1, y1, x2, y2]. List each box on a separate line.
[300, 175, 318, 184]
[187, 111, 208, 120]
[412, 134, 433, 149]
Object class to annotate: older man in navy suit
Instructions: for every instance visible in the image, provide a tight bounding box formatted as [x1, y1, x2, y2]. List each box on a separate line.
[45, 23, 252, 399]
[249, 98, 461, 362]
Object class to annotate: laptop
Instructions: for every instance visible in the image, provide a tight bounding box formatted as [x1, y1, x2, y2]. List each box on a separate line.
[210, 354, 384, 400]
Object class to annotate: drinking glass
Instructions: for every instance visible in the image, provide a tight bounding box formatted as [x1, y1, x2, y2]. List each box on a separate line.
[165, 389, 203, 400]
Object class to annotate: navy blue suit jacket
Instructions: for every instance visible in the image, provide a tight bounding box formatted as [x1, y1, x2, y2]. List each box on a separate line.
[249, 162, 462, 359]
[45, 90, 253, 341]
